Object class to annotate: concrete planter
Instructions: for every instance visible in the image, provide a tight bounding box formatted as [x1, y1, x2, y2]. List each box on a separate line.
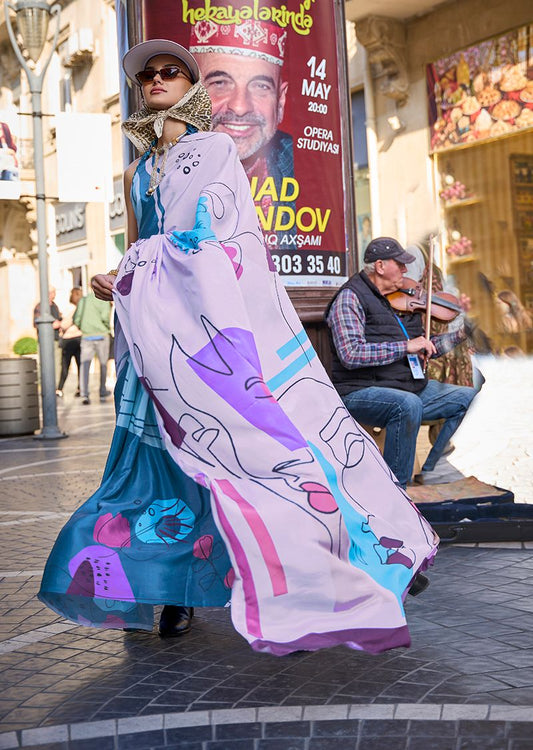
[0, 357, 40, 436]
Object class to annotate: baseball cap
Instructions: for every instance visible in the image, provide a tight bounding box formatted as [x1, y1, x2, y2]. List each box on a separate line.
[363, 237, 416, 264]
[122, 39, 200, 86]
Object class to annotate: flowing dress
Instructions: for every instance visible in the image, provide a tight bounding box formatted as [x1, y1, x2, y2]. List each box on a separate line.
[39, 131, 438, 655]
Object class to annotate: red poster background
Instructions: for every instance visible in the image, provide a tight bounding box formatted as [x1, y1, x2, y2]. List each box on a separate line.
[142, 0, 347, 286]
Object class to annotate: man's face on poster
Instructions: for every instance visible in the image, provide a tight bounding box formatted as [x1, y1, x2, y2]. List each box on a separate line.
[197, 53, 288, 161]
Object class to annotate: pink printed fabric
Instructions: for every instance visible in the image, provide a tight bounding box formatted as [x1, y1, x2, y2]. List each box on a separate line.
[113, 132, 438, 655]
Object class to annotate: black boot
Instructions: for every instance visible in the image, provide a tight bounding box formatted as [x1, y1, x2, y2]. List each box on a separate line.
[408, 572, 430, 597]
[158, 605, 194, 638]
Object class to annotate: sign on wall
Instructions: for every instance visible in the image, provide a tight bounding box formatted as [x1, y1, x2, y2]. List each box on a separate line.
[0, 109, 21, 200]
[56, 113, 113, 202]
[109, 176, 126, 232]
[124, 0, 351, 287]
[427, 24, 533, 153]
[55, 202, 87, 246]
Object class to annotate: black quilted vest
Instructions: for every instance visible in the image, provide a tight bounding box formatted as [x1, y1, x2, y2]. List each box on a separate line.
[327, 271, 427, 395]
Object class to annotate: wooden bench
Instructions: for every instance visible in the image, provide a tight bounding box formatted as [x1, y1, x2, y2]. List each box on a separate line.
[360, 420, 445, 478]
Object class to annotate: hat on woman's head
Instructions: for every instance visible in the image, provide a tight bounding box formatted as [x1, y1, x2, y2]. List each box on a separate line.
[123, 39, 200, 85]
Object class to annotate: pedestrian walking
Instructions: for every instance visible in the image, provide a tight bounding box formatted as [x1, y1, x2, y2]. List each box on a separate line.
[39, 40, 437, 655]
[73, 287, 112, 404]
[56, 287, 83, 398]
[34, 286, 62, 379]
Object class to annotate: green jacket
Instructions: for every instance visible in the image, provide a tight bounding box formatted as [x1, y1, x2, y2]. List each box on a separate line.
[73, 293, 111, 337]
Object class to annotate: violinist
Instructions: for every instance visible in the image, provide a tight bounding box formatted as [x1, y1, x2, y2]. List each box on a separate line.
[326, 237, 477, 489]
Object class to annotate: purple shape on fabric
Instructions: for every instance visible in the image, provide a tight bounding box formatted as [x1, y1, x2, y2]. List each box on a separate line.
[221, 244, 243, 279]
[300, 481, 338, 514]
[94, 513, 131, 548]
[67, 560, 94, 597]
[68, 545, 134, 600]
[224, 568, 235, 589]
[139, 376, 186, 448]
[333, 594, 372, 613]
[193, 534, 214, 559]
[251, 624, 411, 656]
[186, 327, 306, 451]
[211, 482, 262, 637]
[116, 272, 134, 296]
[379, 536, 403, 549]
[386, 550, 414, 568]
[217, 479, 288, 597]
[265, 248, 277, 271]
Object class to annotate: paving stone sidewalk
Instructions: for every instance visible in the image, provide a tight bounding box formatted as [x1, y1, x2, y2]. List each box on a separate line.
[1, 372, 533, 750]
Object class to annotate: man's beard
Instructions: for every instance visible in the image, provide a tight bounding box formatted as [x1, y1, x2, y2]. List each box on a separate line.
[211, 110, 270, 160]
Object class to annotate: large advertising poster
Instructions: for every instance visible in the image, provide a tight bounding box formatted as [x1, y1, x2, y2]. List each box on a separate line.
[0, 109, 21, 200]
[427, 24, 533, 153]
[138, 0, 350, 286]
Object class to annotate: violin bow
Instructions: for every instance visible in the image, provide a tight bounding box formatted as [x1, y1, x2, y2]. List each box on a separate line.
[423, 235, 436, 370]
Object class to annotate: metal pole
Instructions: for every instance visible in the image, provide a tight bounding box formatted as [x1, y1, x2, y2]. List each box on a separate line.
[334, 0, 357, 277]
[4, 1, 66, 439]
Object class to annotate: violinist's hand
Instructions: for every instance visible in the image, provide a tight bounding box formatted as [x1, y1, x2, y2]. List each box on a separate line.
[91, 274, 115, 302]
[407, 336, 437, 357]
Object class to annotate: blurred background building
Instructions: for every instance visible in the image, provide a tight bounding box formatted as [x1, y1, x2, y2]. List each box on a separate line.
[0, 0, 124, 354]
[346, 0, 533, 355]
[0, 0, 532, 357]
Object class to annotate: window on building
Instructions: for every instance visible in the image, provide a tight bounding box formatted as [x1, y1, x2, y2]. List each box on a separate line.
[70, 266, 88, 292]
[351, 89, 372, 265]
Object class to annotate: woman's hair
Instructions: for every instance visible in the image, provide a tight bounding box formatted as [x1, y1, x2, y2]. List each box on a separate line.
[497, 290, 532, 331]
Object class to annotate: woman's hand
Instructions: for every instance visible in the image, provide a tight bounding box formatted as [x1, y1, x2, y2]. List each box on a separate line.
[92, 274, 116, 301]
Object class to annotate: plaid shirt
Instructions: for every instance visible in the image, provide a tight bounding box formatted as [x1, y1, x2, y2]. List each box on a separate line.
[327, 287, 466, 370]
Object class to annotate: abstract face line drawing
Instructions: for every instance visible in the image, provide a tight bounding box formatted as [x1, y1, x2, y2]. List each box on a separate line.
[319, 408, 367, 469]
[170, 342, 306, 483]
[173, 318, 307, 451]
[308, 442, 415, 598]
[201, 181, 240, 240]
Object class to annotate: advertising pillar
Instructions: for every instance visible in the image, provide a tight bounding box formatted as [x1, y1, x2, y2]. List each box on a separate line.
[120, 0, 355, 288]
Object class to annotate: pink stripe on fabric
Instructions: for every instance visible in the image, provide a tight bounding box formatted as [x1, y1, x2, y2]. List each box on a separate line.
[217, 479, 288, 597]
[211, 482, 262, 638]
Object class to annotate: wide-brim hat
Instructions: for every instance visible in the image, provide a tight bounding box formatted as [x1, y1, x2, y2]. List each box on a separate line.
[122, 39, 200, 85]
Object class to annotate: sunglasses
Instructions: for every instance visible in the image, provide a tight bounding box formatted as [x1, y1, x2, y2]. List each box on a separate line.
[135, 65, 191, 85]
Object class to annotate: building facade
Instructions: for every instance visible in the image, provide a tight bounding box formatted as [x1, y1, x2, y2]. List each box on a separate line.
[1, 0, 532, 358]
[346, 0, 533, 354]
[0, 0, 125, 355]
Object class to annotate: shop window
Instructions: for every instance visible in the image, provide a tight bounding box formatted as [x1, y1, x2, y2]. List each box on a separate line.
[351, 90, 368, 169]
[351, 89, 372, 264]
[70, 266, 88, 292]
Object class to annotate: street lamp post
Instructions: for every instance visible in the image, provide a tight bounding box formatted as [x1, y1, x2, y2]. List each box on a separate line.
[4, 0, 66, 439]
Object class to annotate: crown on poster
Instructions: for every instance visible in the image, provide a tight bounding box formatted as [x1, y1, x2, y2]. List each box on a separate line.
[190, 17, 287, 65]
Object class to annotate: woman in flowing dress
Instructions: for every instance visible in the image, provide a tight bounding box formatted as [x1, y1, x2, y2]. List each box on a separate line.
[39, 39, 438, 655]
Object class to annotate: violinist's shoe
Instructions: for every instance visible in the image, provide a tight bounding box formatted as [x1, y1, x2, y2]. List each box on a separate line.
[408, 572, 430, 597]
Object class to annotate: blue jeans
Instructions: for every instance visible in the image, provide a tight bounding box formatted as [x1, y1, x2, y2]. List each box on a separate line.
[342, 380, 477, 488]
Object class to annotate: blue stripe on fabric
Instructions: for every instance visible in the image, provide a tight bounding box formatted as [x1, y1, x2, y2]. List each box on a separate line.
[116, 359, 164, 449]
[276, 330, 309, 360]
[309, 441, 409, 604]
[131, 169, 142, 225]
[154, 183, 165, 233]
[266, 347, 317, 392]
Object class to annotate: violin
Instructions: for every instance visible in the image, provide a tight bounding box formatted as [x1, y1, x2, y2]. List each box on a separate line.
[387, 277, 463, 322]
